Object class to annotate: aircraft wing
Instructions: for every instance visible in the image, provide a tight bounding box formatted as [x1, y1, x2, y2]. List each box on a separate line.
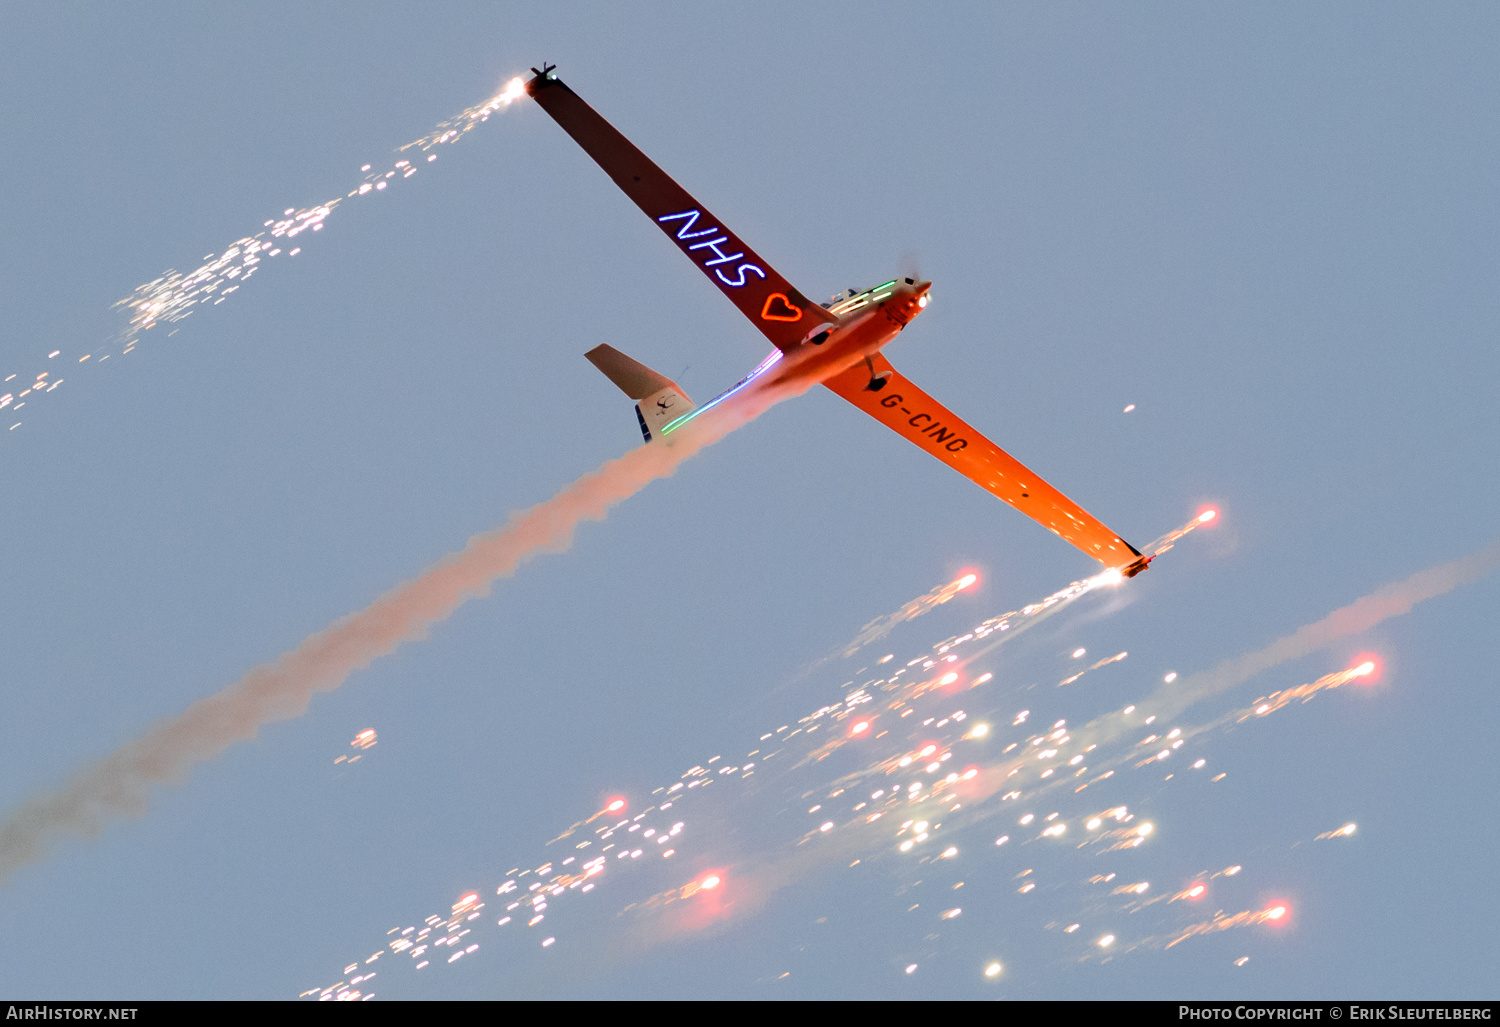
[526, 69, 833, 353]
[823, 354, 1145, 571]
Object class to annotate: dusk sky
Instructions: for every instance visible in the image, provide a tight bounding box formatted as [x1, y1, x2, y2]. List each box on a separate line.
[2, 3, 1496, 999]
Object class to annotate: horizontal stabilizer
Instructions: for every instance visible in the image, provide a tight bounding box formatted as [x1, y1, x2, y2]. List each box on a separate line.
[585, 344, 695, 442]
[586, 344, 674, 400]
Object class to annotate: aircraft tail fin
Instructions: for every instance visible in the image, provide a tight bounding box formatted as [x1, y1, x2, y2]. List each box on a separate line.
[585, 344, 696, 442]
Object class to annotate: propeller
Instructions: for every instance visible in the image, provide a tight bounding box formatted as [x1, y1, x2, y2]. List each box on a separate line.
[898, 250, 924, 283]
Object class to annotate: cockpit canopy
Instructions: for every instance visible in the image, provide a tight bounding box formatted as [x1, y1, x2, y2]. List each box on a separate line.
[827, 277, 923, 317]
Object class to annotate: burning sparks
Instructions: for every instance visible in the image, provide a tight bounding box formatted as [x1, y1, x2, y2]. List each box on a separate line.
[333, 728, 378, 765]
[7, 77, 530, 438]
[835, 571, 982, 659]
[1144, 509, 1219, 559]
[293, 510, 1300, 995]
[1166, 905, 1291, 949]
[1315, 822, 1358, 841]
[1058, 650, 1128, 687]
[1241, 662, 1377, 721]
[1, 378, 807, 887]
[90, 524, 1482, 999]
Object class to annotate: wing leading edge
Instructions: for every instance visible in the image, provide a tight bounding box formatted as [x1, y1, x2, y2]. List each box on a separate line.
[823, 354, 1145, 571]
[526, 68, 832, 353]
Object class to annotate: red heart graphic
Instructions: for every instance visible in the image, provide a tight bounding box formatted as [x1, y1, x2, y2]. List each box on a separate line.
[760, 293, 803, 322]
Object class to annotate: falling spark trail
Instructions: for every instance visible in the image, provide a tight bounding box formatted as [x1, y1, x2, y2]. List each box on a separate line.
[1144, 509, 1217, 558]
[792, 512, 1210, 691]
[300, 532, 1497, 996]
[112, 78, 529, 354]
[1165, 905, 1288, 949]
[615, 539, 1500, 954]
[1058, 651, 1128, 688]
[3, 77, 529, 438]
[948, 568, 1119, 667]
[1140, 542, 1500, 724]
[1239, 663, 1375, 721]
[0, 380, 799, 886]
[837, 573, 978, 659]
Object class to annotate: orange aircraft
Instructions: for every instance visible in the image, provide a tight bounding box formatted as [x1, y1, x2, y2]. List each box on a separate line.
[526, 66, 1149, 576]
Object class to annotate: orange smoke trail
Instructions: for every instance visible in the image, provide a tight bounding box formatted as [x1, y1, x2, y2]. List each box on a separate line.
[0, 381, 799, 885]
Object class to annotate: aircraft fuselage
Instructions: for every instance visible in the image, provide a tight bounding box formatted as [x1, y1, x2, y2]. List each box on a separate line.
[530, 65, 1146, 573]
[661, 278, 931, 436]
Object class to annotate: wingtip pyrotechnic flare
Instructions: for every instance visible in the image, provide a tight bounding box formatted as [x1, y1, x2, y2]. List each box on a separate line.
[3, 69, 540, 448]
[1143, 507, 1223, 560]
[1166, 902, 1292, 949]
[682, 871, 725, 900]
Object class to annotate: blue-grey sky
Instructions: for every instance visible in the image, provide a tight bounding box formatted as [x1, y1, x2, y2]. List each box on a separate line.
[2, 2, 1497, 1000]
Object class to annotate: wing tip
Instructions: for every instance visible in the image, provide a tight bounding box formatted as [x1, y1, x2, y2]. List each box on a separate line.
[525, 63, 559, 95]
